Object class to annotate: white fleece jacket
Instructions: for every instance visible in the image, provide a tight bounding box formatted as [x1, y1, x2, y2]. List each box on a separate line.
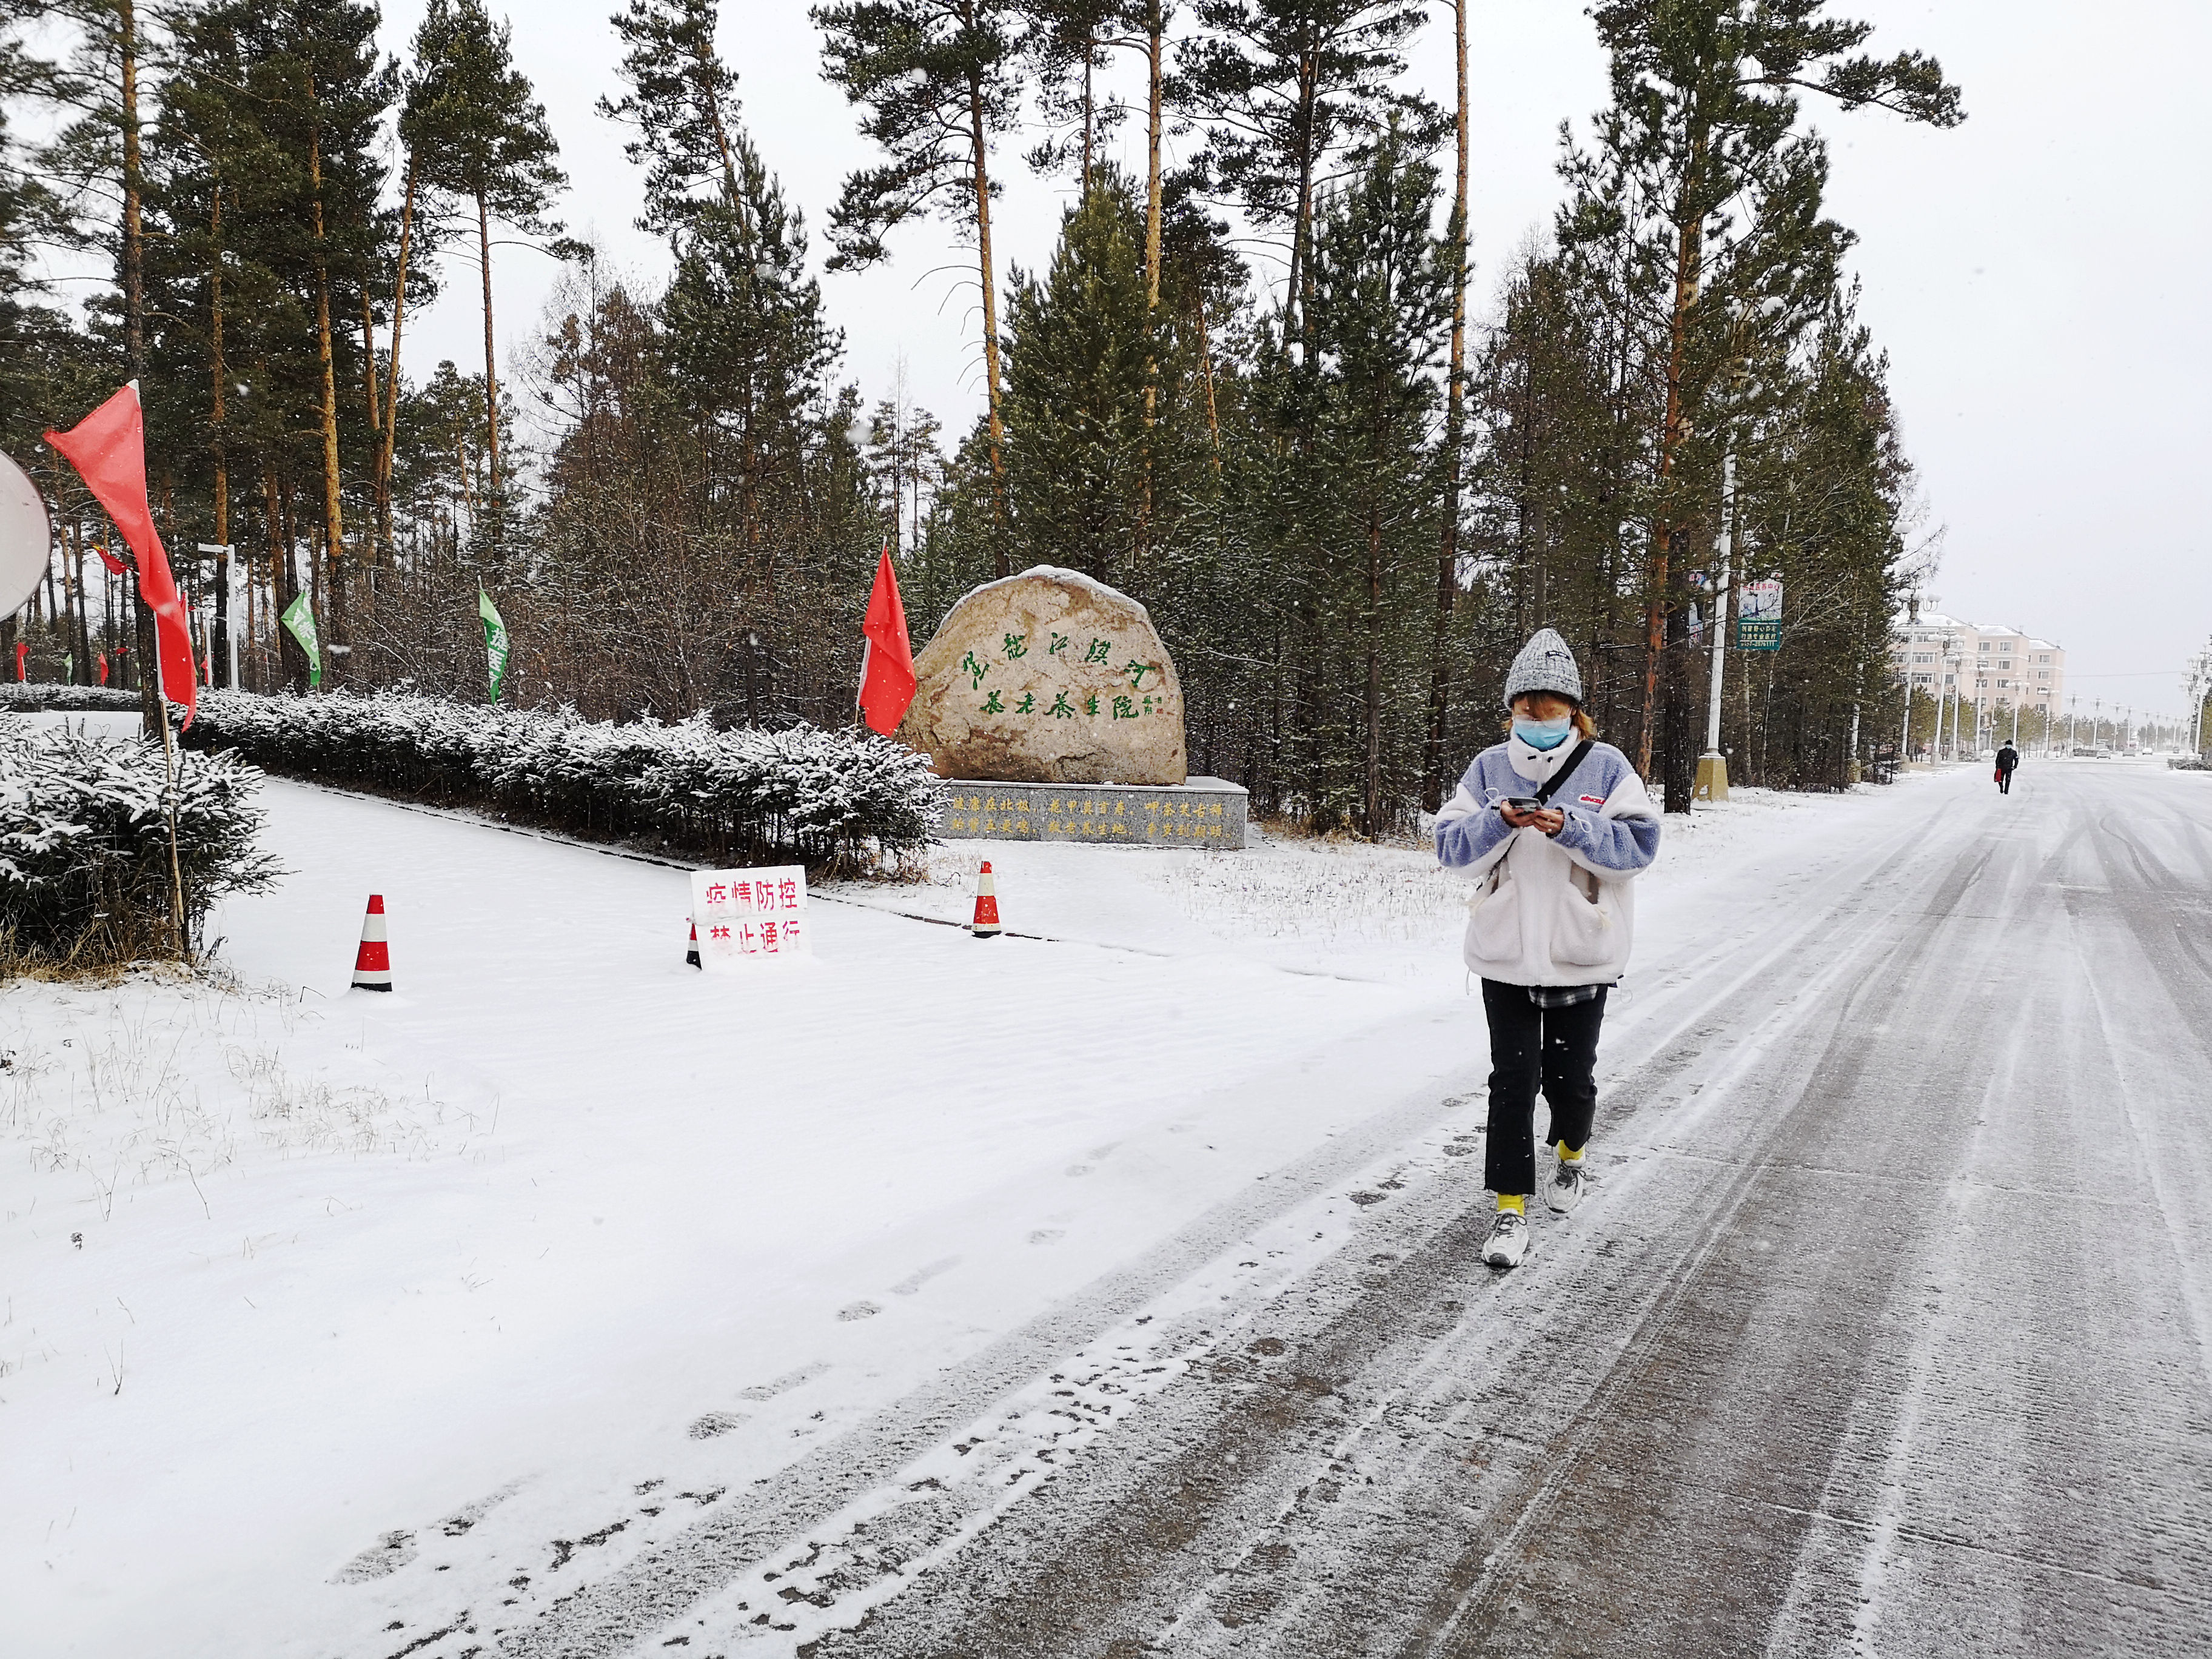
[1433, 736, 1662, 986]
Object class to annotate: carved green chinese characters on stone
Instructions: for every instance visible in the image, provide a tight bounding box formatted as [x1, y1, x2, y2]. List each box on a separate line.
[896, 566, 1188, 785]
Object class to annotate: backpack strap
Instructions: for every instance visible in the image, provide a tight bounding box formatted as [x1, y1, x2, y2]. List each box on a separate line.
[1530, 739, 1596, 808]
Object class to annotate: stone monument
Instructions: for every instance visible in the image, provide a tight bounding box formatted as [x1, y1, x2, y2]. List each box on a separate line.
[897, 565, 1245, 848]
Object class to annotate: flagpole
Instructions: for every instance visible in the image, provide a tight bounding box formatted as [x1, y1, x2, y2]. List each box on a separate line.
[149, 590, 188, 957]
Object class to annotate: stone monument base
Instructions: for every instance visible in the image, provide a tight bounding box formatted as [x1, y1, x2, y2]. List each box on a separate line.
[935, 777, 1247, 848]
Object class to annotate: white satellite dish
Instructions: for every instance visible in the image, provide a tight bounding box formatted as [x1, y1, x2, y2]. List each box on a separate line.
[1, 449, 53, 620]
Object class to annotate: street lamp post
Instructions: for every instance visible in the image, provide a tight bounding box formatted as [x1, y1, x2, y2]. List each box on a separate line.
[1934, 648, 1951, 760]
[1695, 447, 1737, 803]
[1694, 299, 1779, 806]
[1945, 636, 1964, 760]
[195, 541, 235, 689]
[2189, 647, 2211, 757]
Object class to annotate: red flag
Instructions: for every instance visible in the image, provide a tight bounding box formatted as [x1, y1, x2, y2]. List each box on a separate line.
[13, 640, 25, 682]
[96, 652, 109, 686]
[857, 546, 916, 736]
[44, 383, 196, 726]
[94, 545, 130, 577]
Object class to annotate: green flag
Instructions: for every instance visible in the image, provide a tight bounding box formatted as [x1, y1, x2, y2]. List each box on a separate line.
[478, 586, 510, 702]
[280, 592, 322, 688]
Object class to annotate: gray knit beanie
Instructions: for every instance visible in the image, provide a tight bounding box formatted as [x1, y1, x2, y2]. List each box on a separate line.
[1502, 627, 1583, 708]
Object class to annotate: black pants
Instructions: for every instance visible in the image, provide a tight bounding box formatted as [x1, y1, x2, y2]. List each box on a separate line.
[1997, 769, 2014, 794]
[1482, 980, 1608, 1196]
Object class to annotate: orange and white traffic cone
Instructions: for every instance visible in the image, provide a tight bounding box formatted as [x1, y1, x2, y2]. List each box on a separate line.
[351, 894, 392, 991]
[970, 860, 1002, 939]
[686, 917, 701, 969]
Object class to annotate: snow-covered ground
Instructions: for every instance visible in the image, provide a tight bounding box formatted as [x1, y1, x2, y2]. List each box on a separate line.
[7, 721, 2151, 1656]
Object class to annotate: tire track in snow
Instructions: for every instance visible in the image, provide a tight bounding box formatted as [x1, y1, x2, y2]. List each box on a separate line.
[771, 794, 2002, 1657]
[464, 788, 1951, 1657]
[793, 772, 2211, 1659]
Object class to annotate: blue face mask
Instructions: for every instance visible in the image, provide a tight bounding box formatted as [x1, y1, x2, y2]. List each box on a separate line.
[1513, 715, 1574, 751]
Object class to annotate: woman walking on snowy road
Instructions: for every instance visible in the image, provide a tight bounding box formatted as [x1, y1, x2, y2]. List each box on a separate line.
[1434, 629, 1661, 1270]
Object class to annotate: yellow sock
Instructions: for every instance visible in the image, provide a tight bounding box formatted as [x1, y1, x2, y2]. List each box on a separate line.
[1557, 1141, 1584, 1164]
[1497, 1193, 1525, 1215]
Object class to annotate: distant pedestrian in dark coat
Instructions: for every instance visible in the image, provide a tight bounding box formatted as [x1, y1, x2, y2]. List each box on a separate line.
[1995, 742, 2019, 794]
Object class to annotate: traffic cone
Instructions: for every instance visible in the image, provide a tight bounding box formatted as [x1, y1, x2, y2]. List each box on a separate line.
[351, 894, 392, 991]
[970, 860, 1002, 939]
[686, 917, 701, 969]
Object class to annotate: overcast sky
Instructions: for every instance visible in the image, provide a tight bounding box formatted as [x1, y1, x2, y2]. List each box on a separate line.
[379, 0, 2212, 715]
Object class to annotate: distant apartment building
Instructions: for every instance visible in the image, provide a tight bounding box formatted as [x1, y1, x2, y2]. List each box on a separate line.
[1893, 608, 2066, 720]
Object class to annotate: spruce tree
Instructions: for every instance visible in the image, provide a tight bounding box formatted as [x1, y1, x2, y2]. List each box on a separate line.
[1000, 173, 1155, 588]
[1299, 126, 1451, 833]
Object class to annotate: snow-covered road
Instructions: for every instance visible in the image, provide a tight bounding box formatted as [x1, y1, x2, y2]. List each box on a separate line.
[7, 749, 2208, 1657]
[788, 760, 2212, 1659]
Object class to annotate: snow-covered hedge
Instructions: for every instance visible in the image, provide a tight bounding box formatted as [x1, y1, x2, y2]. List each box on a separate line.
[0, 684, 144, 713]
[178, 689, 945, 873]
[0, 721, 282, 967]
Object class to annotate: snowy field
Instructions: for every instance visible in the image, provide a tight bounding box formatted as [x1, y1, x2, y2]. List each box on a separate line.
[6, 723, 2204, 1657]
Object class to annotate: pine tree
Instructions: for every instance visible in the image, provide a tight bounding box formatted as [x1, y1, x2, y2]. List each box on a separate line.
[814, 0, 1023, 572]
[1423, 0, 1470, 809]
[1175, 0, 1438, 349]
[1019, 0, 1132, 192]
[406, 0, 566, 513]
[600, 0, 743, 235]
[603, 0, 840, 563]
[1567, 0, 1962, 806]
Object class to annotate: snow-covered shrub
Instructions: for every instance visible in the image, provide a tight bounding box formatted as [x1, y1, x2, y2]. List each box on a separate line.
[0, 722, 283, 968]
[181, 689, 944, 873]
[0, 684, 144, 714]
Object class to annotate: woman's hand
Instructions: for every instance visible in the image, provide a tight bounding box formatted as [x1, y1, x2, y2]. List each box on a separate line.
[1499, 803, 1566, 836]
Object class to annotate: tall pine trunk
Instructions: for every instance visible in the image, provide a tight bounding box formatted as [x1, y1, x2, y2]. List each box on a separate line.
[119, 0, 159, 737]
[377, 157, 418, 567]
[1640, 127, 1707, 806]
[1363, 485, 1384, 834]
[210, 180, 232, 686]
[477, 190, 503, 507]
[308, 88, 348, 671]
[1138, 0, 1164, 568]
[966, 69, 1008, 577]
[1285, 48, 1318, 350]
[1424, 0, 1470, 812]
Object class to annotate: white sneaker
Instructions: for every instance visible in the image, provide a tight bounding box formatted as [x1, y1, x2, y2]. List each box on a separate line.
[1547, 1155, 1589, 1215]
[1482, 1209, 1529, 1269]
